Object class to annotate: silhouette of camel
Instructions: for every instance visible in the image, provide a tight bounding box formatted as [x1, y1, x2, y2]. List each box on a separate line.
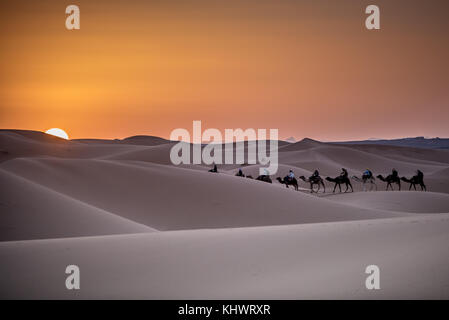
[256, 175, 272, 184]
[276, 177, 299, 191]
[299, 176, 326, 193]
[352, 175, 377, 191]
[377, 174, 401, 191]
[325, 176, 353, 193]
[401, 175, 426, 191]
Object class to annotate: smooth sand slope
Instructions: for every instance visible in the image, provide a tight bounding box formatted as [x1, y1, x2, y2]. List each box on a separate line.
[0, 130, 448, 299]
[1, 214, 449, 299]
[326, 191, 449, 214]
[0, 169, 153, 241]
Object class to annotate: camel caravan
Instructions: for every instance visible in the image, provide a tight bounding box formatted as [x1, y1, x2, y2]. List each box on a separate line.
[211, 165, 427, 194]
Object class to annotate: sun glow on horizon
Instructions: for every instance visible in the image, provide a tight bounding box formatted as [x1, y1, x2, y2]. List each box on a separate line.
[45, 128, 69, 140]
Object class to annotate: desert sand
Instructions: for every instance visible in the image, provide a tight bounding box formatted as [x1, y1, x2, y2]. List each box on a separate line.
[1, 129, 449, 299]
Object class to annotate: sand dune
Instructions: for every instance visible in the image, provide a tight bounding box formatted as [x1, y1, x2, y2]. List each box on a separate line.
[281, 145, 446, 176]
[1, 129, 449, 299]
[0, 130, 152, 163]
[429, 166, 449, 178]
[0, 169, 153, 241]
[73, 135, 170, 146]
[278, 138, 324, 151]
[100, 143, 176, 164]
[325, 191, 449, 213]
[0, 130, 74, 162]
[1, 158, 408, 231]
[1, 214, 448, 299]
[336, 143, 449, 164]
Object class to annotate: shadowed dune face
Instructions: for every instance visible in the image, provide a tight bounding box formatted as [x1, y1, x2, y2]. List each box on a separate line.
[0, 169, 154, 241]
[1, 130, 449, 298]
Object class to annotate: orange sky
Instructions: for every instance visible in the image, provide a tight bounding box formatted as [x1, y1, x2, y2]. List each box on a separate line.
[1, 0, 448, 141]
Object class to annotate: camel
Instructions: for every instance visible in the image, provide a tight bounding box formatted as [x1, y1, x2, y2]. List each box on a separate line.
[276, 177, 299, 191]
[352, 175, 377, 191]
[325, 176, 353, 193]
[256, 175, 272, 184]
[377, 174, 401, 191]
[400, 175, 426, 191]
[299, 176, 326, 193]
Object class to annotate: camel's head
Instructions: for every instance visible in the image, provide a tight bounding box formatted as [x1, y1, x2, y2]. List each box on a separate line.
[276, 177, 282, 182]
[325, 177, 333, 182]
[376, 175, 383, 179]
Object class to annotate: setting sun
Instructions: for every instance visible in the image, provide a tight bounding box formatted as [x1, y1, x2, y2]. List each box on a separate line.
[45, 128, 69, 140]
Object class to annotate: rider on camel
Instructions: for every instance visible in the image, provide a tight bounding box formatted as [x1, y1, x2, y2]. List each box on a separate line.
[287, 170, 295, 182]
[391, 168, 398, 178]
[362, 169, 373, 182]
[310, 169, 320, 182]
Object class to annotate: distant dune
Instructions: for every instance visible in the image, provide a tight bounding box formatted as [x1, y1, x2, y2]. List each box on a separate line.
[1, 129, 448, 298]
[73, 135, 170, 146]
[332, 136, 449, 150]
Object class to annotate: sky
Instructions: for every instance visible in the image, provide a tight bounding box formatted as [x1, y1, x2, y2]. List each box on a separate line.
[0, 0, 448, 141]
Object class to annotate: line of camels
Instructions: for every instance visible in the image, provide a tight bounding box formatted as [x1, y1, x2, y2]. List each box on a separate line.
[224, 168, 427, 193]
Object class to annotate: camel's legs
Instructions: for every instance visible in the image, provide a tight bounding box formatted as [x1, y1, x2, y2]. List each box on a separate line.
[347, 183, 353, 192]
